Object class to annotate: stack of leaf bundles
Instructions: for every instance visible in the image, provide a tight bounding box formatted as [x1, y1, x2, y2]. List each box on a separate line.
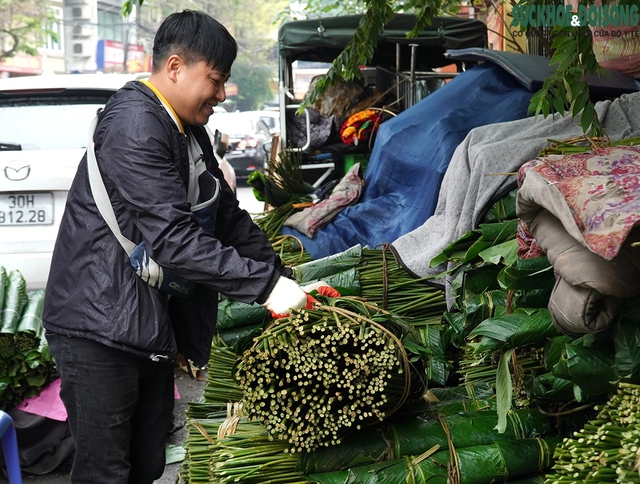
[298, 407, 554, 475]
[0, 267, 56, 409]
[292, 243, 447, 320]
[215, 297, 270, 350]
[307, 435, 561, 484]
[181, 394, 555, 484]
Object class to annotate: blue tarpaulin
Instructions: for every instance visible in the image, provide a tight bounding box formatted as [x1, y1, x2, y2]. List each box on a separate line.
[281, 62, 535, 259]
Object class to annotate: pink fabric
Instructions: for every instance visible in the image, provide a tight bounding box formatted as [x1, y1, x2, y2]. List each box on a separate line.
[284, 162, 363, 237]
[518, 145, 640, 260]
[517, 220, 545, 259]
[16, 379, 67, 421]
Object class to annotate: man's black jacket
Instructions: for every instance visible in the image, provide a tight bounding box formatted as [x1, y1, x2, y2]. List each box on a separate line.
[43, 80, 288, 367]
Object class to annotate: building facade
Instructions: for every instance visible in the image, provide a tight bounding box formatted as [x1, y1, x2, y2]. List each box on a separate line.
[0, 0, 154, 77]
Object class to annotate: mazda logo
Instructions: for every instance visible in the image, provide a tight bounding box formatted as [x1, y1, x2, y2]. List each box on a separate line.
[3, 161, 30, 181]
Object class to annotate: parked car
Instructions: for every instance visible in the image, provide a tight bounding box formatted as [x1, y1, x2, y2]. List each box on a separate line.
[207, 111, 273, 181]
[254, 110, 280, 136]
[0, 73, 236, 289]
[205, 126, 237, 194]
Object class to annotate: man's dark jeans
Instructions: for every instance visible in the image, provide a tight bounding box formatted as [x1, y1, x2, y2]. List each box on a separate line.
[46, 332, 174, 484]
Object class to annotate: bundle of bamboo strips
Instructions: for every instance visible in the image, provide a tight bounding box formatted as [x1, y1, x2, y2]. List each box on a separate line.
[271, 235, 312, 266]
[253, 198, 311, 241]
[236, 299, 416, 452]
[201, 340, 244, 405]
[183, 402, 307, 484]
[457, 345, 545, 388]
[292, 244, 447, 320]
[545, 382, 640, 483]
[209, 418, 306, 484]
[356, 246, 447, 319]
[250, 147, 314, 242]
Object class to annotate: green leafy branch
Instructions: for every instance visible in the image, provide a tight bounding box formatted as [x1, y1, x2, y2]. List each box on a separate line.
[304, 0, 396, 106]
[121, 0, 136, 18]
[120, 0, 617, 138]
[300, 0, 613, 137]
[301, 0, 446, 109]
[524, 0, 605, 137]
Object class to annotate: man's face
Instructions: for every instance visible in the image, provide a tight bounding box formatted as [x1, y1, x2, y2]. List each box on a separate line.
[173, 59, 229, 126]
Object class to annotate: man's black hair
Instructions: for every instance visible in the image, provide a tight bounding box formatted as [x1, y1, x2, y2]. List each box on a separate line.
[152, 10, 237, 74]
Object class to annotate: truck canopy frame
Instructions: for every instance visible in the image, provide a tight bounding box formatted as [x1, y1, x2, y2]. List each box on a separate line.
[277, 14, 487, 184]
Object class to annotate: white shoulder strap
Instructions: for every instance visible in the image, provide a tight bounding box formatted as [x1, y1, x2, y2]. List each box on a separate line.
[86, 115, 137, 255]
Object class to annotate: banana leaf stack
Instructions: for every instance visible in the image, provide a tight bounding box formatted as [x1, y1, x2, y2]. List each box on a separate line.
[299, 407, 554, 475]
[440, 217, 640, 418]
[458, 307, 558, 390]
[14, 289, 45, 353]
[428, 193, 569, 429]
[236, 297, 428, 452]
[291, 244, 363, 296]
[0, 269, 28, 358]
[216, 298, 269, 350]
[0, 268, 56, 410]
[307, 437, 562, 484]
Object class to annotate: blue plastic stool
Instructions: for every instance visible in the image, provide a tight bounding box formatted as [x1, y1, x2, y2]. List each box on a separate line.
[0, 411, 22, 484]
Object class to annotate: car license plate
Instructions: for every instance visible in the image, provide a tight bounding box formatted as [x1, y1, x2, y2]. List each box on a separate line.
[0, 193, 54, 225]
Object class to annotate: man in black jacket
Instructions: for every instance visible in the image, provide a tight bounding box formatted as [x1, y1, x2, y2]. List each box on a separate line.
[43, 10, 307, 483]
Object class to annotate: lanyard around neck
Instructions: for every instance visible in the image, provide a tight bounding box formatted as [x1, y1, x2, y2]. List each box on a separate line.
[140, 79, 185, 134]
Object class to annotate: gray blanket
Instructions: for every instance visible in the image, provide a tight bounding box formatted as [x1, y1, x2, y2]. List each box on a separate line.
[391, 92, 640, 286]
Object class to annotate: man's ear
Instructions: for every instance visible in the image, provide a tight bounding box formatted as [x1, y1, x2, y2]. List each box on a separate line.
[166, 54, 182, 82]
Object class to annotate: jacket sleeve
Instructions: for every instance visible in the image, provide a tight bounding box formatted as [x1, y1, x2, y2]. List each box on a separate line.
[95, 108, 279, 304]
[192, 128, 292, 279]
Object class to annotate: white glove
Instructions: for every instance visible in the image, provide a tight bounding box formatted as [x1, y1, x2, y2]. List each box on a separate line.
[263, 276, 308, 316]
[300, 281, 330, 292]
